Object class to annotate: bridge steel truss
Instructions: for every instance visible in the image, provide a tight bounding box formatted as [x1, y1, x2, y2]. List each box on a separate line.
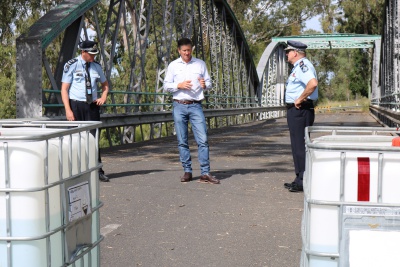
[16, 0, 399, 146]
[16, 0, 286, 146]
[256, 34, 382, 124]
[370, 0, 400, 128]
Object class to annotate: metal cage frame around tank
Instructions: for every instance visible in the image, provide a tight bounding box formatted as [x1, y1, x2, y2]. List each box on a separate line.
[301, 126, 400, 266]
[0, 120, 104, 267]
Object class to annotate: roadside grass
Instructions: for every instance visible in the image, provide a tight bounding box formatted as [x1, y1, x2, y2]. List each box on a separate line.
[315, 97, 370, 112]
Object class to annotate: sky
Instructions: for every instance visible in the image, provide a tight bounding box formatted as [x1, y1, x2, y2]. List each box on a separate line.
[305, 15, 322, 32]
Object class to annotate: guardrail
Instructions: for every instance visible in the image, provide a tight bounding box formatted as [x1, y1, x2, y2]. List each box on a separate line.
[39, 101, 400, 147]
[43, 90, 257, 110]
[43, 94, 287, 146]
[370, 105, 400, 128]
[98, 106, 286, 128]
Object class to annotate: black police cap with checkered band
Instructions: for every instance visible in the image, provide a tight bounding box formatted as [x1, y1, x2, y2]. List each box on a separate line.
[78, 41, 99, 55]
[284, 40, 307, 51]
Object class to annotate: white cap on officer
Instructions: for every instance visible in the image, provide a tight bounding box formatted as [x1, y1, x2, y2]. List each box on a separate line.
[284, 40, 307, 51]
[78, 41, 99, 55]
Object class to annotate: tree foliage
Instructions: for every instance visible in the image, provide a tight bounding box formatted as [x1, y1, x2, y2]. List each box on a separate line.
[324, 0, 385, 100]
[0, 0, 63, 119]
[0, 45, 16, 118]
[337, 0, 385, 34]
[227, 0, 321, 61]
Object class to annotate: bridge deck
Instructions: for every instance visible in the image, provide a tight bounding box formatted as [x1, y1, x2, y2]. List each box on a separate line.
[99, 111, 381, 267]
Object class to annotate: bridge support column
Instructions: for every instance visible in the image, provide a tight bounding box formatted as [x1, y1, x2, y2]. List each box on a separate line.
[16, 39, 43, 118]
[371, 39, 381, 103]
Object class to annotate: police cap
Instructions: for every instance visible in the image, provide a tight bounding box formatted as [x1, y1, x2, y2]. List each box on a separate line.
[78, 41, 99, 55]
[284, 40, 307, 51]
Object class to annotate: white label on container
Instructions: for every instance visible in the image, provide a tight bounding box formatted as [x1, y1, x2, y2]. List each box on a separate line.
[345, 206, 400, 216]
[349, 230, 400, 267]
[68, 181, 91, 222]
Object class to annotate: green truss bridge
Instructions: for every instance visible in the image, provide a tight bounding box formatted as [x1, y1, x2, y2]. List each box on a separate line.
[15, 0, 399, 145]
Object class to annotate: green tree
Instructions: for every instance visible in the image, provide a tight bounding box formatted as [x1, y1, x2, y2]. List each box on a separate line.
[0, 45, 16, 118]
[337, 0, 385, 34]
[0, 0, 63, 119]
[227, 0, 321, 62]
[318, 0, 340, 33]
[335, 0, 384, 99]
[303, 0, 384, 101]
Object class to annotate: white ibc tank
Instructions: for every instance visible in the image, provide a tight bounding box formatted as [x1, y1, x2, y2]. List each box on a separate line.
[302, 127, 400, 267]
[0, 122, 101, 267]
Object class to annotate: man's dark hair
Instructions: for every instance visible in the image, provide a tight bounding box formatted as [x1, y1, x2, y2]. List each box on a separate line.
[177, 37, 193, 48]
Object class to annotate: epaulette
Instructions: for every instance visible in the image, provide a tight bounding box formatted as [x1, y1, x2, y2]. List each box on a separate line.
[63, 58, 78, 73]
[92, 60, 101, 66]
[299, 60, 309, 73]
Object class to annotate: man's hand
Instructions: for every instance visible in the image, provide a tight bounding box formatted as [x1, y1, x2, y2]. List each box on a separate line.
[66, 109, 75, 121]
[178, 80, 193, 90]
[294, 98, 303, 109]
[294, 78, 318, 109]
[198, 76, 205, 89]
[61, 82, 75, 120]
[95, 97, 107, 106]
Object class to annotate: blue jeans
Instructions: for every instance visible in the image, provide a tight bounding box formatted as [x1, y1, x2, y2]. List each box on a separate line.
[172, 101, 210, 175]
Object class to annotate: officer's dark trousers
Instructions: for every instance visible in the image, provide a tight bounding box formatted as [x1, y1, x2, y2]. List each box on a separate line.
[286, 103, 315, 186]
[70, 100, 104, 174]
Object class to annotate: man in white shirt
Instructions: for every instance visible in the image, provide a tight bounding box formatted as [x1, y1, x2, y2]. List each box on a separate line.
[164, 37, 220, 184]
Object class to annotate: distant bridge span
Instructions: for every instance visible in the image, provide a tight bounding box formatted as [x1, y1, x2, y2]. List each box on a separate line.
[256, 34, 382, 109]
[15, 0, 400, 146]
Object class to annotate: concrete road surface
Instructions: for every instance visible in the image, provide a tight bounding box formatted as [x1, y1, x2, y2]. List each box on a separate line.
[98, 111, 381, 267]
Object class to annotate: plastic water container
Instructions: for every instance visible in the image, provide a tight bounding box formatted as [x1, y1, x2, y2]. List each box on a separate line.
[0, 121, 103, 267]
[301, 126, 400, 267]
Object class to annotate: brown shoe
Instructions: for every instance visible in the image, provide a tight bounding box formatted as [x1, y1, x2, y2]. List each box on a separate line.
[180, 172, 193, 182]
[199, 173, 220, 184]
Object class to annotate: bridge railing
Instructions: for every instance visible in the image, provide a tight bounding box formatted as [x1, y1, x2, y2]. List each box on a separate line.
[368, 0, 400, 128]
[42, 90, 259, 109]
[41, 88, 285, 144]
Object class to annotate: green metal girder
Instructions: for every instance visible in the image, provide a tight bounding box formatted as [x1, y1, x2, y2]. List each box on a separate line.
[213, 0, 258, 89]
[272, 33, 381, 49]
[17, 0, 100, 49]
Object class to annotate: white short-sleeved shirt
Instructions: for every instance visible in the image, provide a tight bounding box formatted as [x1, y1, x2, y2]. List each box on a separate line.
[61, 56, 106, 101]
[285, 57, 318, 103]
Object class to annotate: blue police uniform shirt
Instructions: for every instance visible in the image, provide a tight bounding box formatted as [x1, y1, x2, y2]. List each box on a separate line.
[285, 57, 318, 103]
[61, 55, 107, 102]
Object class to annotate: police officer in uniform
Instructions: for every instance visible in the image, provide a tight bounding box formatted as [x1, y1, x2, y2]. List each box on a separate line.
[283, 40, 318, 192]
[61, 40, 110, 182]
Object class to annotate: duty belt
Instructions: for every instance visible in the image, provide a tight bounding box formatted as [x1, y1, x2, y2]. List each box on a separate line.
[286, 99, 314, 109]
[174, 99, 202, 105]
